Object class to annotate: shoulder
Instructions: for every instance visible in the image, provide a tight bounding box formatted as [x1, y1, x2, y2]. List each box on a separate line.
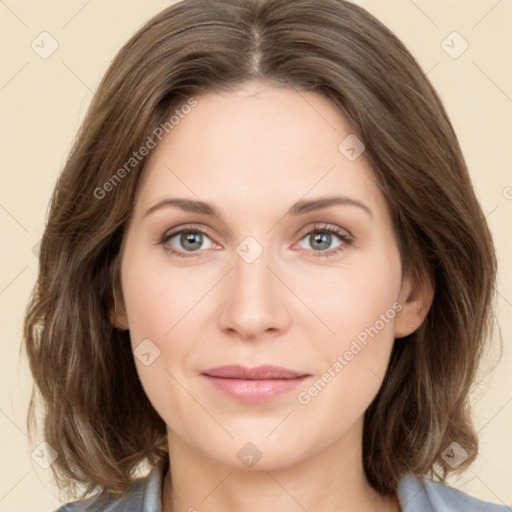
[398, 473, 510, 512]
[53, 461, 164, 512]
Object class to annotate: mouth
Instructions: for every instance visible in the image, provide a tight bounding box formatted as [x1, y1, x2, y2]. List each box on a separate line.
[201, 365, 311, 403]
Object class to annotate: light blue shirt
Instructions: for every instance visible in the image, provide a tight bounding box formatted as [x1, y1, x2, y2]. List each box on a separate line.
[55, 460, 510, 511]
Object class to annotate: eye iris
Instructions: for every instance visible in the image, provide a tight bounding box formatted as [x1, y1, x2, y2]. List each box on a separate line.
[310, 232, 331, 250]
[181, 232, 203, 251]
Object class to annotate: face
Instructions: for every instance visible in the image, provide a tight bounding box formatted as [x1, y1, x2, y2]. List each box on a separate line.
[115, 82, 424, 470]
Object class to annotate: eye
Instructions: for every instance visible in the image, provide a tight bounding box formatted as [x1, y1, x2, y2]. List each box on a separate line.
[160, 223, 352, 259]
[296, 223, 352, 257]
[161, 227, 217, 257]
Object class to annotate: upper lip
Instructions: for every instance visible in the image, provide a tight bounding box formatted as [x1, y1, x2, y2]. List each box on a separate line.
[202, 365, 308, 380]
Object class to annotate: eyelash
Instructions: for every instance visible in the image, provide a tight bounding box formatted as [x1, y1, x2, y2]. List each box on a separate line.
[160, 223, 353, 259]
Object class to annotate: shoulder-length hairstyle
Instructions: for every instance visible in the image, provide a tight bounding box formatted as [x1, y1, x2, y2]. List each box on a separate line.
[24, 0, 497, 500]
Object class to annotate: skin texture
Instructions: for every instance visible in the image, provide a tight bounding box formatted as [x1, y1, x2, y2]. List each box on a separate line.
[114, 82, 433, 512]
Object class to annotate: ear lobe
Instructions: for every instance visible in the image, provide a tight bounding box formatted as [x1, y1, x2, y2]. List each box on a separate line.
[394, 271, 434, 339]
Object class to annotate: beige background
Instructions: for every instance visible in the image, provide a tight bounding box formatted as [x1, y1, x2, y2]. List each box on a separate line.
[1, 0, 511, 510]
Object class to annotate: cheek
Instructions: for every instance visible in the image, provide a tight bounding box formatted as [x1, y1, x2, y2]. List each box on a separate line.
[120, 250, 208, 399]
[297, 246, 402, 409]
[304, 256, 402, 345]
[120, 254, 200, 428]
[121, 252, 203, 343]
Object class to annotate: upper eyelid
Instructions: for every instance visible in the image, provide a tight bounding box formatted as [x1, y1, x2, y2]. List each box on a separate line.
[297, 223, 351, 238]
[163, 224, 216, 242]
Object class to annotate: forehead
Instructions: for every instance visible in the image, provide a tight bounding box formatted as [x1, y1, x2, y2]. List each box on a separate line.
[134, 84, 383, 217]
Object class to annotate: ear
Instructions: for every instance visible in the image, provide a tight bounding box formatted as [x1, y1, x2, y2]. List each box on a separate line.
[109, 257, 129, 331]
[110, 284, 129, 330]
[394, 270, 434, 339]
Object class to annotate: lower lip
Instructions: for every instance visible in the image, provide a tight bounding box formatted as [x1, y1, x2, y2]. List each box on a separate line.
[203, 375, 309, 403]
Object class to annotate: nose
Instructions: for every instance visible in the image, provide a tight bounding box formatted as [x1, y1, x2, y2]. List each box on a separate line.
[217, 245, 292, 341]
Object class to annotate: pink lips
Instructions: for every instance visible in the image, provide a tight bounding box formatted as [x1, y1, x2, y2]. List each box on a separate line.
[202, 365, 310, 403]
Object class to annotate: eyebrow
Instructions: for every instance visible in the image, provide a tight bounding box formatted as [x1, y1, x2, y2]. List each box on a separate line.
[144, 195, 372, 220]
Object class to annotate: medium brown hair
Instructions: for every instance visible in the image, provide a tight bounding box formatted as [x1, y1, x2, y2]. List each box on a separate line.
[23, 0, 497, 500]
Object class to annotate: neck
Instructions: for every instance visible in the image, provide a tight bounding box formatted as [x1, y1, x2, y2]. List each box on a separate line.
[161, 418, 400, 512]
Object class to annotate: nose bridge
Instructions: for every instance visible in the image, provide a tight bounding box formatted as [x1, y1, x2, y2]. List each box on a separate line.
[217, 235, 290, 338]
[233, 242, 271, 297]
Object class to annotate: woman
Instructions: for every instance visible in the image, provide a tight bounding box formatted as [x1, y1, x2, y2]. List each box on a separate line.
[23, 0, 508, 510]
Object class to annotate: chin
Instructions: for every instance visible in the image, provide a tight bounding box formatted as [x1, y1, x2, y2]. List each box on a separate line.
[195, 434, 311, 472]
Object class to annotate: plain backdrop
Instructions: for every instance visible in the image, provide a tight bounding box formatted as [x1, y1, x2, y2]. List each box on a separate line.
[1, 0, 511, 510]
